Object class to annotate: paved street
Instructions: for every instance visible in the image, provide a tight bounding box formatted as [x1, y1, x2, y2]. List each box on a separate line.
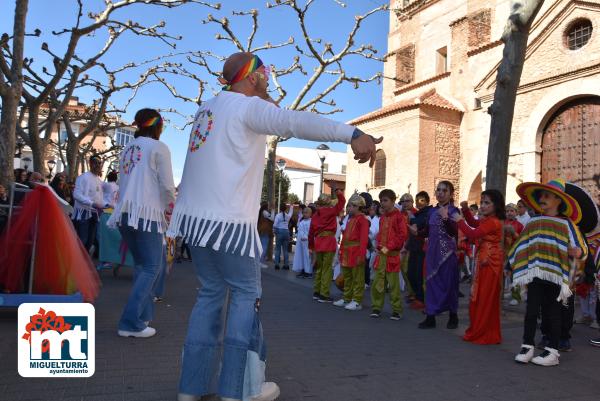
[1, 259, 600, 401]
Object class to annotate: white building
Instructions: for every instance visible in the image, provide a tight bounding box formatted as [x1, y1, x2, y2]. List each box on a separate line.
[275, 146, 348, 202]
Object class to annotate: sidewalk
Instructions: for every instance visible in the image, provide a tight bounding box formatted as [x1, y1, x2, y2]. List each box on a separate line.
[0, 260, 599, 401]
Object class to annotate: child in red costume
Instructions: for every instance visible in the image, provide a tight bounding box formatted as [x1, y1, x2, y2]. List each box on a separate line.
[310, 189, 345, 302]
[333, 194, 370, 311]
[453, 191, 505, 345]
[370, 189, 408, 320]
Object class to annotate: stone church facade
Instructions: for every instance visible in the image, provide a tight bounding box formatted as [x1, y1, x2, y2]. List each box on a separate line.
[346, 0, 600, 202]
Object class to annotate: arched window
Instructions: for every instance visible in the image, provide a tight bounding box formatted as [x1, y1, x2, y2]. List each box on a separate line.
[373, 149, 386, 187]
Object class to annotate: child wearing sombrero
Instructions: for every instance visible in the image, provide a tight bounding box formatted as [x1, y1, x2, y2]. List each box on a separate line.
[309, 189, 346, 303]
[510, 179, 588, 366]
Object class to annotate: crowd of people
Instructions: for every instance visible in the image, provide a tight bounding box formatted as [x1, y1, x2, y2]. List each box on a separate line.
[3, 49, 600, 401]
[260, 178, 600, 368]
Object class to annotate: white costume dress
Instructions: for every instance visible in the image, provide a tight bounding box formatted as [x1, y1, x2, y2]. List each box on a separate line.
[292, 217, 312, 273]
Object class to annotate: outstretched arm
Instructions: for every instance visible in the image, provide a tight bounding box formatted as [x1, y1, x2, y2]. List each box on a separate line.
[245, 98, 383, 167]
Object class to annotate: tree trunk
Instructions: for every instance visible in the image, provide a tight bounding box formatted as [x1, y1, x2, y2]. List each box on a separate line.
[0, 103, 19, 187]
[485, 0, 544, 196]
[0, 0, 29, 187]
[265, 137, 279, 261]
[25, 109, 49, 177]
[66, 140, 80, 182]
[267, 138, 278, 208]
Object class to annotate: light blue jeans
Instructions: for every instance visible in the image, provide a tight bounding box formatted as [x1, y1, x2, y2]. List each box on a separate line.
[179, 224, 266, 400]
[152, 246, 168, 299]
[274, 228, 290, 266]
[118, 215, 163, 332]
[259, 234, 270, 262]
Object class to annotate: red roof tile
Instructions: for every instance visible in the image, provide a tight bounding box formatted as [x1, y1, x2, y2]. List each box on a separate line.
[348, 89, 463, 125]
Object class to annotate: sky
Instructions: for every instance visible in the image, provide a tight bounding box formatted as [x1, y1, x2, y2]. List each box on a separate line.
[1, 0, 390, 182]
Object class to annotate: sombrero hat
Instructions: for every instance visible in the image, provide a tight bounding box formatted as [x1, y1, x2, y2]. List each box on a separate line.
[516, 179, 582, 224]
[564, 182, 599, 234]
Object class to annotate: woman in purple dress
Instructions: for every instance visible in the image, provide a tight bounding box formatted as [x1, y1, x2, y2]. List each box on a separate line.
[418, 180, 460, 329]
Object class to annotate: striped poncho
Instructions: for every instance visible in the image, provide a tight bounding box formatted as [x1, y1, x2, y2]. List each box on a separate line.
[509, 216, 587, 287]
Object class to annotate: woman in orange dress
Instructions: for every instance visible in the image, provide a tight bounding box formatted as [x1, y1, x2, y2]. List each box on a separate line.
[452, 190, 505, 345]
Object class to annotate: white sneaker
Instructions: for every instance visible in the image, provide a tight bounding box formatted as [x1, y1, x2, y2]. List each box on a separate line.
[260, 262, 269, 269]
[514, 344, 534, 363]
[531, 347, 560, 366]
[333, 299, 347, 307]
[509, 299, 519, 306]
[344, 300, 362, 311]
[250, 381, 280, 401]
[177, 394, 199, 401]
[117, 326, 156, 338]
[590, 320, 600, 329]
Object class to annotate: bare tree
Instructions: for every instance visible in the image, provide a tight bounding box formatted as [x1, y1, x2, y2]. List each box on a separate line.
[52, 55, 170, 181]
[485, 0, 544, 195]
[1, 0, 220, 182]
[0, 0, 29, 187]
[156, 0, 387, 209]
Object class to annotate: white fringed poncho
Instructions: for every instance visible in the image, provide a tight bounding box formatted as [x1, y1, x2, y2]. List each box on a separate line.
[107, 136, 176, 233]
[166, 91, 354, 258]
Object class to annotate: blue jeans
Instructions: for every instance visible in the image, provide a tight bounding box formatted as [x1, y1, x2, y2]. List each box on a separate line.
[274, 228, 290, 266]
[152, 246, 168, 299]
[118, 215, 163, 332]
[179, 227, 266, 399]
[74, 214, 98, 252]
[259, 234, 270, 262]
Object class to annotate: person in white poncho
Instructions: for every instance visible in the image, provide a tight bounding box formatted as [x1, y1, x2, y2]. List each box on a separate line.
[172, 52, 383, 401]
[106, 108, 176, 339]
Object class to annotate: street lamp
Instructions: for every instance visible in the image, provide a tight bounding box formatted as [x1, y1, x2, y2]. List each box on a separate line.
[46, 159, 57, 179]
[316, 144, 330, 196]
[276, 158, 287, 210]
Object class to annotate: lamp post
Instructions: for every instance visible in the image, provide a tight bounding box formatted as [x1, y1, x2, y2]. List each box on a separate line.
[316, 144, 330, 196]
[46, 159, 57, 180]
[276, 158, 287, 209]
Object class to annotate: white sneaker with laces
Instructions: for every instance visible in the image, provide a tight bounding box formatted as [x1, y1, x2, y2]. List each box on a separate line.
[531, 347, 560, 366]
[514, 344, 534, 363]
[509, 299, 519, 306]
[250, 381, 280, 401]
[344, 300, 362, 311]
[333, 299, 347, 307]
[117, 326, 156, 338]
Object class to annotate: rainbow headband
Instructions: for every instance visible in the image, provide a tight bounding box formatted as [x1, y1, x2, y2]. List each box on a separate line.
[222, 55, 263, 90]
[140, 116, 162, 128]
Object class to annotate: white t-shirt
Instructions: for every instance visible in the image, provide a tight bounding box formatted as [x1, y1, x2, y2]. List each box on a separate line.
[102, 181, 119, 208]
[516, 213, 531, 227]
[73, 172, 104, 220]
[273, 208, 294, 230]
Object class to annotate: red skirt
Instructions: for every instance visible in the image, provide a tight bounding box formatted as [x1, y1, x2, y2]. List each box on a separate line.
[463, 263, 502, 345]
